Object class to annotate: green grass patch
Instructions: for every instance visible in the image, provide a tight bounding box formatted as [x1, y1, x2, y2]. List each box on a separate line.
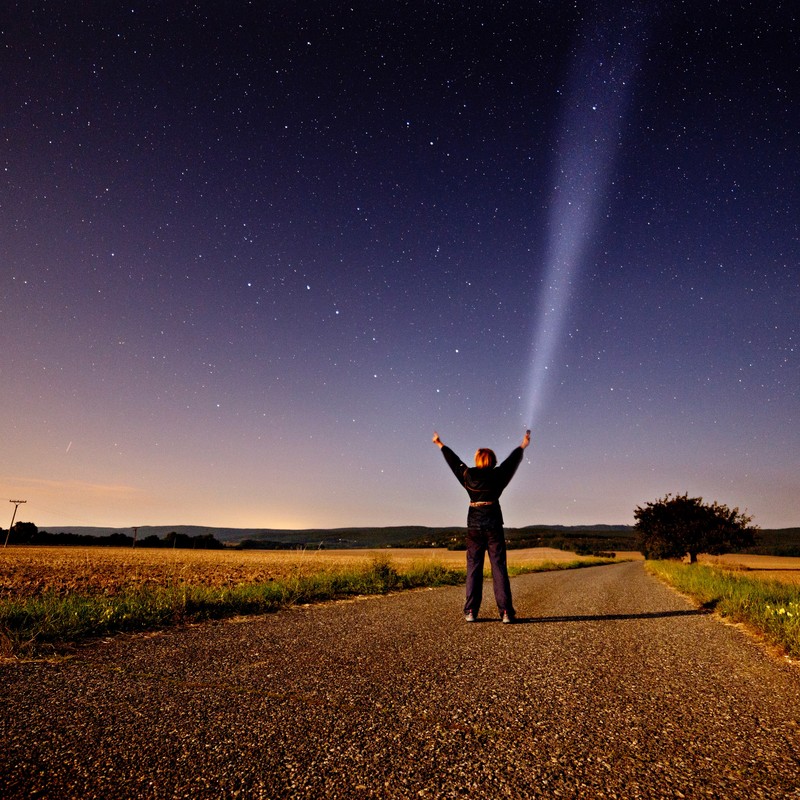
[647, 560, 800, 659]
[0, 557, 464, 656]
[505, 557, 616, 578]
[0, 556, 616, 656]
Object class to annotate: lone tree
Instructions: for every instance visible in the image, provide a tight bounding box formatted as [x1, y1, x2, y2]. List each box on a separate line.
[634, 493, 756, 563]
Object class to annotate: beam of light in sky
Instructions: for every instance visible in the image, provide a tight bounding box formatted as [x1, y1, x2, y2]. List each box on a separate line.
[524, 11, 646, 429]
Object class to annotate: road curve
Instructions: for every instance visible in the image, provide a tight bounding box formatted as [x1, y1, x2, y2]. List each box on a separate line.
[2, 562, 799, 799]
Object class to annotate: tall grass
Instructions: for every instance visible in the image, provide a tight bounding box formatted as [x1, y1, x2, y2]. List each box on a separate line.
[0, 557, 462, 656]
[647, 560, 800, 659]
[0, 554, 615, 656]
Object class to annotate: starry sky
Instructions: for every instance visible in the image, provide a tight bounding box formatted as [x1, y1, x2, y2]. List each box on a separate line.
[2, 2, 798, 532]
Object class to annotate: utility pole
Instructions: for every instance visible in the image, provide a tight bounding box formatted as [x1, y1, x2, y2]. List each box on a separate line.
[132, 527, 138, 548]
[4, 500, 27, 548]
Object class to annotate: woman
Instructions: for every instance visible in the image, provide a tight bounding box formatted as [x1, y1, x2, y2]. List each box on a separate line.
[432, 429, 531, 623]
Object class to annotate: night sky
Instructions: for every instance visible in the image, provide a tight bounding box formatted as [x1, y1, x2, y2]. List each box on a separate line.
[2, 3, 798, 531]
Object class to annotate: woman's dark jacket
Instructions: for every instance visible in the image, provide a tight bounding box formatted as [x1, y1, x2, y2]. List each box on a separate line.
[440, 445, 524, 530]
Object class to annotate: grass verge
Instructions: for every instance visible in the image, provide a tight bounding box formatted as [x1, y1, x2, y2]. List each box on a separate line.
[647, 560, 800, 660]
[506, 557, 616, 578]
[0, 555, 615, 657]
[0, 557, 463, 657]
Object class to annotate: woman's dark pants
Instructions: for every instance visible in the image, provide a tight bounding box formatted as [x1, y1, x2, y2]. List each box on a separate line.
[464, 527, 514, 618]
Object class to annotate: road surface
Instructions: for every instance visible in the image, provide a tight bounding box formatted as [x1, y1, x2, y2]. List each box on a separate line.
[2, 561, 799, 798]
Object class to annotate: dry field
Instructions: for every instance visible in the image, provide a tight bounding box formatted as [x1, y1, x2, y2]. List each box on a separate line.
[0, 546, 609, 600]
[698, 553, 800, 584]
[699, 553, 800, 585]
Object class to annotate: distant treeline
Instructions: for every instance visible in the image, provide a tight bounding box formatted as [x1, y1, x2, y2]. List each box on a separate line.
[4, 521, 798, 557]
[401, 525, 637, 556]
[4, 523, 225, 550]
[233, 539, 309, 550]
[744, 528, 800, 558]
[400, 525, 800, 557]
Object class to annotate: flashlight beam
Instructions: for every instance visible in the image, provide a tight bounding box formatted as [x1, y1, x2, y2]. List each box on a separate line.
[524, 10, 647, 429]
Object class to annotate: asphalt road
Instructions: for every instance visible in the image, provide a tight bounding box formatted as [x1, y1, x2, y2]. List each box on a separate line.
[2, 561, 799, 799]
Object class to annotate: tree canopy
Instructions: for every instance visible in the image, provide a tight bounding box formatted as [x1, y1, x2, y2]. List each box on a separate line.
[634, 493, 756, 563]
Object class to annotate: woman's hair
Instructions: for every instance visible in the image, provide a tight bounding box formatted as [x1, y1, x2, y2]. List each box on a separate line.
[474, 448, 497, 468]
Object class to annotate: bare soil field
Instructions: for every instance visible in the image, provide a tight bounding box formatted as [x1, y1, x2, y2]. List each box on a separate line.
[0, 545, 610, 599]
[699, 553, 800, 584]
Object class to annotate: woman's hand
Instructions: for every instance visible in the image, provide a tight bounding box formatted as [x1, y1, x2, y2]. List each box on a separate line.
[521, 429, 531, 449]
[432, 431, 444, 448]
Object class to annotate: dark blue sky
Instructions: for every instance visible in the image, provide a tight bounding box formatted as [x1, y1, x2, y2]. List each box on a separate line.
[2, 2, 798, 529]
